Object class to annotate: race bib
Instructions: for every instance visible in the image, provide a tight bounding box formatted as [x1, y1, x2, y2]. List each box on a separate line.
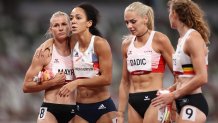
[182, 106, 196, 121]
[127, 54, 152, 72]
[38, 107, 47, 120]
[52, 64, 73, 80]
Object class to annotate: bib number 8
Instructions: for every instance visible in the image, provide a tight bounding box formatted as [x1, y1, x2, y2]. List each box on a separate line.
[38, 107, 47, 120]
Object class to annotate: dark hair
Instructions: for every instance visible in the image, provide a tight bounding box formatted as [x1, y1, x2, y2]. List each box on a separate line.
[78, 3, 102, 37]
[168, 0, 210, 44]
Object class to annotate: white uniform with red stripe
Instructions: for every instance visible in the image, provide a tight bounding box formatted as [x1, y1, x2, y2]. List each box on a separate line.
[44, 44, 74, 81]
[127, 31, 165, 75]
[72, 35, 100, 78]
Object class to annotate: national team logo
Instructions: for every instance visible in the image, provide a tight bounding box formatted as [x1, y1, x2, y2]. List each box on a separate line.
[92, 53, 98, 62]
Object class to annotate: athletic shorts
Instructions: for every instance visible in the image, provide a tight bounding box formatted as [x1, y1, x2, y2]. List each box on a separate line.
[76, 97, 117, 123]
[176, 93, 209, 116]
[129, 90, 158, 118]
[38, 102, 76, 123]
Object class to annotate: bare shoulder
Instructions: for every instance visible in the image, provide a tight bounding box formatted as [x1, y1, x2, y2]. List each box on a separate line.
[94, 36, 107, 43]
[94, 36, 110, 47]
[153, 31, 170, 43]
[189, 31, 203, 41]
[122, 34, 133, 48]
[93, 36, 112, 55]
[186, 31, 204, 46]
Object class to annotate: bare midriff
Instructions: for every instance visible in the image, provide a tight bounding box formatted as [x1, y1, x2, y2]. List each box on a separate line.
[44, 85, 76, 105]
[176, 76, 202, 94]
[129, 73, 164, 93]
[76, 86, 110, 103]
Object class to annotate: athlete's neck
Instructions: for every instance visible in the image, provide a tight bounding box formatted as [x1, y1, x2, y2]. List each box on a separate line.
[136, 29, 149, 37]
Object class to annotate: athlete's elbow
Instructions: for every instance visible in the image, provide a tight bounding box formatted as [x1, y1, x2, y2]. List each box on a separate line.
[103, 76, 112, 85]
[199, 73, 208, 85]
[22, 84, 32, 93]
[23, 86, 30, 93]
[202, 77, 208, 85]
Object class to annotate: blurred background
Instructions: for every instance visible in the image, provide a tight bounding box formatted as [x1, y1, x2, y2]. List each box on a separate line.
[0, 0, 217, 123]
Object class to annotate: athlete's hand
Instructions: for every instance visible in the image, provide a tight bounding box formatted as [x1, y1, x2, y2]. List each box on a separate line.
[117, 111, 124, 123]
[34, 40, 53, 58]
[151, 92, 175, 108]
[34, 44, 48, 58]
[52, 72, 66, 85]
[59, 80, 77, 97]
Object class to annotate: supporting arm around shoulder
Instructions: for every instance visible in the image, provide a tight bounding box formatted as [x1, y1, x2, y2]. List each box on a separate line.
[35, 38, 54, 57]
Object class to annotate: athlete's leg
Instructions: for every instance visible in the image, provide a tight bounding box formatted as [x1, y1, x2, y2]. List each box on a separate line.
[143, 104, 159, 123]
[37, 111, 57, 123]
[68, 116, 75, 123]
[177, 105, 207, 123]
[128, 104, 143, 123]
[73, 115, 88, 123]
[96, 111, 117, 123]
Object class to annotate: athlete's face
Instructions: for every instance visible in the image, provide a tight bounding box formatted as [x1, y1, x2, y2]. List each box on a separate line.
[168, 4, 178, 29]
[50, 15, 70, 41]
[124, 11, 148, 36]
[70, 7, 92, 34]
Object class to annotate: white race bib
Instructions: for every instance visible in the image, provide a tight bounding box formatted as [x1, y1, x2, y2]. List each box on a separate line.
[52, 65, 73, 80]
[38, 107, 47, 120]
[182, 106, 196, 121]
[127, 54, 152, 72]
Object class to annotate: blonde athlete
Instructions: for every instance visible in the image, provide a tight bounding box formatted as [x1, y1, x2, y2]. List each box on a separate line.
[117, 2, 174, 123]
[23, 11, 76, 123]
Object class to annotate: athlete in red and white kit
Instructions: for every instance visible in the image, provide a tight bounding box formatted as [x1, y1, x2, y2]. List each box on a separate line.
[117, 2, 174, 123]
[23, 11, 76, 123]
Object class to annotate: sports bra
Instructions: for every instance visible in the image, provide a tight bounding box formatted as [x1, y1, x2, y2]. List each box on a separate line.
[127, 31, 165, 75]
[173, 29, 208, 77]
[72, 35, 100, 78]
[44, 44, 74, 81]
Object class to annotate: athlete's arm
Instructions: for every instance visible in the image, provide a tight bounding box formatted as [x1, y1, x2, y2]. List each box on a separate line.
[155, 32, 175, 72]
[35, 38, 54, 57]
[23, 49, 65, 93]
[117, 39, 131, 122]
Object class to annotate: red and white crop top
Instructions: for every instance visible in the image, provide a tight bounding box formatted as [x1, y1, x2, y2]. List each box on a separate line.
[127, 31, 165, 75]
[44, 44, 74, 81]
[72, 35, 100, 78]
[173, 29, 208, 77]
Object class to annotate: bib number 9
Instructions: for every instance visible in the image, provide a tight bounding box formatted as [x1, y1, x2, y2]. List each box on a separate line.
[182, 106, 196, 121]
